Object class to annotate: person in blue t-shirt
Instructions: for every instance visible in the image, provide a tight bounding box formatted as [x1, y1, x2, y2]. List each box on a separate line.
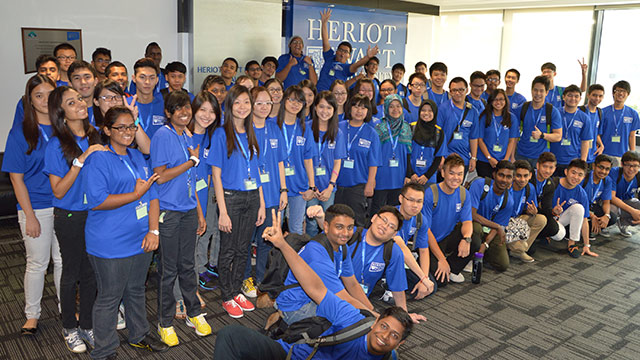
[201, 75, 228, 115]
[151, 91, 211, 345]
[275, 36, 318, 90]
[550, 85, 593, 175]
[260, 56, 278, 85]
[437, 77, 481, 175]
[579, 84, 605, 164]
[347, 57, 380, 103]
[299, 79, 316, 122]
[331, 80, 349, 122]
[393, 183, 437, 300]
[467, 71, 487, 113]
[127, 42, 168, 96]
[82, 106, 168, 358]
[407, 100, 447, 185]
[482, 70, 500, 102]
[549, 159, 594, 258]
[276, 86, 317, 235]
[540, 61, 588, 109]
[583, 155, 616, 239]
[405, 73, 428, 126]
[427, 62, 449, 107]
[505, 68, 527, 110]
[160, 61, 195, 102]
[470, 161, 515, 272]
[214, 208, 414, 360]
[423, 154, 479, 286]
[44, 86, 105, 353]
[392, 63, 408, 97]
[245, 60, 263, 87]
[609, 151, 640, 237]
[316, 8, 379, 92]
[514, 76, 563, 166]
[370, 95, 412, 218]
[353, 79, 381, 124]
[527, 153, 563, 255]
[265, 78, 285, 121]
[378, 79, 397, 109]
[105, 61, 130, 94]
[131, 58, 166, 139]
[335, 95, 381, 227]
[600, 81, 640, 165]
[306, 91, 346, 236]
[53, 42, 77, 85]
[2, 75, 61, 336]
[68, 61, 98, 126]
[477, 89, 519, 178]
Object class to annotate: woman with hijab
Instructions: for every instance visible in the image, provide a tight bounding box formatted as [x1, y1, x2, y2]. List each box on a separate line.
[407, 99, 447, 185]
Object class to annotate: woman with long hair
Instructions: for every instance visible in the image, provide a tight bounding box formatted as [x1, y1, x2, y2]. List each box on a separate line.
[208, 85, 266, 318]
[264, 78, 284, 121]
[408, 99, 447, 185]
[299, 79, 317, 122]
[476, 89, 517, 178]
[44, 85, 105, 353]
[330, 79, 348, 122]
[2, 75, 60, 336]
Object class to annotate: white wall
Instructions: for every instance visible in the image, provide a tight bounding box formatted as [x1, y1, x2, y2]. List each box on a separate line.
[0, 0, 178, 151]
[404, 13, 435, 83]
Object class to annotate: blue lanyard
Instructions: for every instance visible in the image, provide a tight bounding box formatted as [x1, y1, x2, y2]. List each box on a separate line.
[515, 187, 526, 215]
[317, 139, 327, 164]
[417, 144, 426, 160]
[109, 145, 139, 181]
[347, 123, 365, 158]
[166, 124, 193, 196]
[140, 107, 153, 132]
[234, 131, 252, 179]
[590, 174, 603, 204]
[626, 176, 636, 196]
[536, 177, 547, 199]
[283, 122, 298, 161]
[254, 124, 269, 170]
[386, 121, 399, 158]
[531, 106, 543, 129]
[613, 107, 626, 135]
[450, 100, 466, 132]
[401, 216, 416, 242]
[39, 126, 49, 142]
[562, 109, 577, 139]
[493, 193, 505, 214]
[493, 115, 503, 142]
[360, 229, 382, 284]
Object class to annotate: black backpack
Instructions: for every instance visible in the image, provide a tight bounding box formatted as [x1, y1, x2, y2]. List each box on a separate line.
[520, 101, 554, 134]
[468, 177, 510, 220]
[258, 233, 348, 300]
[430, 183, 467, 210]
[447, 102, 473, 145]
[405, 212, 423, 251]
[578, 105, 602, 124]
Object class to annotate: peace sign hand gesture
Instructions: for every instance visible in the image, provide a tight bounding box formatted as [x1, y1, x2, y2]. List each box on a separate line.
[578, 58, 588, 74]
[553, 198, 566, 216]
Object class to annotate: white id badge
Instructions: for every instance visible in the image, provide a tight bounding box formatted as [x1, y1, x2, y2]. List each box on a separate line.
[389, 159, 399, 167]
[328, 69, 335, 77]
[360, 283, 369, 294]
[196, 179, 208, 192]
[612, 135, 621, 143]
[561, 139, 571, 146]
[284, 166, 295, 176]
[493, 145, 503, 153]
[482, 226, 491, 234]
[136, 202, 148, 220]
[260, 172, 271, 183]
[315, 166, 327, 176]
[416, 159, 427, 167]
[343, 159, 354, 169]
[244, 178, 258, 191]
[453, 132, 463, 140]
[529, 136, 539, 143]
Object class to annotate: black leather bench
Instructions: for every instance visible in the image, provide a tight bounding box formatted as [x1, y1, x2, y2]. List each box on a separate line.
[0, 152, 18, 218]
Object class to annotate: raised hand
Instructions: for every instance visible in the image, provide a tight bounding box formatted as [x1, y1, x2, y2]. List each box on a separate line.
[531, 126, 542, 140]
[133, 173, 160, 199]
[288, 55, 298, 67]
[306, 204, 325, 219]
[553, 199, 566, 216]
[320, 8, 332, 24]
[124, 94, 139, 120]
[188, 145, 200, 160]
[262, 209, 286, 248]
[366, 45, 379, 58]
[578, 57, 588, 74]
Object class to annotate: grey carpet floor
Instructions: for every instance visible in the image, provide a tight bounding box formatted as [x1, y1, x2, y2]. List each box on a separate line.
[1, 217, 639, 359]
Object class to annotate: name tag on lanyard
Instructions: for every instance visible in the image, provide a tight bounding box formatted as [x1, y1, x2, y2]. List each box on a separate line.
[244, 178, 258, 191]
[343, 159, 355, 169]
[136, 202, 148, 220]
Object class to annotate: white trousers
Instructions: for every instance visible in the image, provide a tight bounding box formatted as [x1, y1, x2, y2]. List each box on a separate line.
[550, 204, 585, 242]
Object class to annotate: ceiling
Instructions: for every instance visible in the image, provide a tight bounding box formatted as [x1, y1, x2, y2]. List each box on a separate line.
[405, 0, 640, 12]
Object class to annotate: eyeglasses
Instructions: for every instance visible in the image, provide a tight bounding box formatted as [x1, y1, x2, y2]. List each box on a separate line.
[380, 88, 395, 93]
[450, 88, 467, 93]
[401, 194, 423, 205]
[247, 67, 261, 72]
[290, 40, 303, 45]
[210, 89, 226, 95]
[486, 78, 499, 83]
[137, 74, 157, 83]
[336, 48, 350, 54]
[377, 215, 398, 231]
[471, 83, 485, 88]
[95, 58, 111, 64]
[268, 88, 283, 94]
[410, 83, 425, 89]
[110, 125, 138, 133]
[57, 55, 76, 62]
[595, 164, 611, 171]
[623, 163, 640, 169]
[287, 97, 304, 105]
[255, 101, 273, 106]
[99, 95, 122, 103]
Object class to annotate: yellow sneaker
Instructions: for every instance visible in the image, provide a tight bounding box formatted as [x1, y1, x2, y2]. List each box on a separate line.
[242, 277, 257, 298]
[186, 314, 211, 336]
[157, 325, 179, 347]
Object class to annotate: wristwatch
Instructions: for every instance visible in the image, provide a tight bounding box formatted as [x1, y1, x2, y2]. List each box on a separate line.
[540, 132, 545, 140]
[149, 229, 159, 236]
[309, 186, 317, 192]
[605, 213, 611, 218]
[585, 244, 591, 248]
[189, 156, 200, 167]
[329, 181, 337, 187]
[463, 236, 472, 243]
[280, 188, 289, 193]
[72, 158, 84, 168]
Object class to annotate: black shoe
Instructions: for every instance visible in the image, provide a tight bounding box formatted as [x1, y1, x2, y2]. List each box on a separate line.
[129, 335, 169, 353]
[106, 354, 117, 360]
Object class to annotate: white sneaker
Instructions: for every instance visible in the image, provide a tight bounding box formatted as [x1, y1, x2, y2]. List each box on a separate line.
[449, 273, 465, 283]
[462, 261, 472, 273]
[117, 302, 126, 330]
[63, 328, 87, 353]
[379, 290, 395, 305]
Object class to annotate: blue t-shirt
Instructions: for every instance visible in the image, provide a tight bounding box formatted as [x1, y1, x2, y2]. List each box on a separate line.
[127, 71, 167, 97]
[422, 184, 472, 242]
[466, 96, 485, 114]
[254, 121, 287, 208]
[83, 149, 158, 258]
[437, 101, 481, 164]
[280, 122, 316, 195]
[132, 95, 166, 139]
[469, 179, 514, 227]
[277, 291, 393, 360]
[397, 83, 408, 98]
[191, 132, 212, 217]
[427, 88, 448, 108]
[348, 229, 407, 296]
[549, 108, 592, 165]
[276, 239, 352, 312]
[375, 123, 411, 190]
[396, 206, 428, 249]
[309, 127, 347, 192]
[480, 91, 490, 102]
[2, 124, 54, 210]
[207, 127, 262, 192]
[600, 105, 640, 157]
[609, 167, 639, 201]
[553, 181, 590, 218]
[337, 122, 381, 187]
[404, 98, 421, 126]
[515, 103, 562, 159]
[582, 172, 612, 206]
[477, 113, 519, 162]
[317, 49, 355, 92]
[43, 136, 90, 211]
[276, 53, 314, 90]
[545, 86, 565, 109]
[511, 183, 537, 217]
[410, 136, 448, 183]
[150, 125, 198, 211]
[579, 107, 603, 163]
[508, 92, 527, 110]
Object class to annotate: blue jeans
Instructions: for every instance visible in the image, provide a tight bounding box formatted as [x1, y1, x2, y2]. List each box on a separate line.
[286, 195, 307, 235]
[89, 252, 152, 359]
[196, 189, 220, 272]
[515, 153, 537, 169]
[275, 300, 318, 325]
[244, 206, 277, 283]
[305, 192, 335, 237]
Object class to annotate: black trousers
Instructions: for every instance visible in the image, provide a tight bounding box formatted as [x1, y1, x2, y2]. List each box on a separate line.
[429, 222, 481, 288]
[475, 161, 494, 179]
[214, 325, 287, 360]
[369, 188, 401, 220]
[334, 183, 368, 227]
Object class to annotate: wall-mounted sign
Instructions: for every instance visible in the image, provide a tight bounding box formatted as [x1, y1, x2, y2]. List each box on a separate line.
[21, 27, 83, 73]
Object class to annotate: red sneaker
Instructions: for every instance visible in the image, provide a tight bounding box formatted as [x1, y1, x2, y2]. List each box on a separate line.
[234, 294, 255, 312]
[222, 300, 243, 318]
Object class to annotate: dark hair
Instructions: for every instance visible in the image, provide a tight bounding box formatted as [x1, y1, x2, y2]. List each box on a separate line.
[481, 89, 511, 128]
[352, 79, 377, 115]
[494, 160, 515, 174]
[91, 47, 111, 61]
[277, 85, 306, 131]
[53, 43, 76, 57]
[470, 71, 486, 83]
[506, 68, 521, 80]
[48, 86, 102, 166]
[325, 204, 355, 224]
[201, 75, 226, 92]
[261, 56, 278, 67]
[378, 306, 413, 341]
[377, 205, 404, 230]
[222, 57, 239, 70]
[486, 69, 501, 79]
[563, 84, 581, 96]
[166, 61, 187, 74]
[312, 91, 339, 144]
[567, 159, 588, 173]
[392, 63, 405, 73]
[145, 42, 160, 55]
[541, 62, 556, 72]
[93, 79, 125, 128]
[400, 182, 425, 196]
[345, 94, 372, 123]
[264, 78, 283, 90]
[330, 79, 347, 92]
[414, 61, 427, 70]
[134, 57, 159, 75]
[366, 57, 380, 66]
[622, 151, 640, 165]
[537, 151, 556, 165]
[514, 159, 532, 173]
[429, 62, 448, 76]
[245, 60, 260, 70]
[103, 106, 134, 133]
[189, 91, 221, 151]
[449, 77, 468, 88]
[164, 90, 191, 119]
[23, 75, 56, 154]
[532, 76, 550, 91]
[379, 79, 396, 90]
[68, 60, 98, 79]
[105, 61, 127, 78]
[223, 85, 259, 159]
[587, 84, 605, 94]
[443, 153, 465, 170]
[613, 80, 631, 95]
[36, 55, 59, 71]
[236, 75, 253, 86]
[594, 154, 612, 166]
[337, 41, 352, 54]
[408, 73, 428, 86]
[299, 79, 317, 110]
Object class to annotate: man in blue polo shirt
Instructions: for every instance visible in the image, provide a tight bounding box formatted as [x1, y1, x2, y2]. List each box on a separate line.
[467, 71, 486, 113]
[470, 161, 515, 272]
[583, 155, 616, 239]
[128, 42, 167, 96]
[600, 81, 640, 166]
[68, 60, 98, 126]
[316, 9, 379, 92]
[426, 62, 449, 107]
[131, 58, 165, 139]
[505, 68, 527, 110]
[579, 84, 605, 165]
[541, 60, 587, 109]
[609, 151, 640, 237]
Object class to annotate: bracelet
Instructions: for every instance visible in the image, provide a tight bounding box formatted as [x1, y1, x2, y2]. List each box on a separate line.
[483, 241, 489, 249]
[470, 157, 477, 161]
[332, 170, 339, 177]
[189, 156, 200, 167]
[420, 276, 429, 285]
[605, 213, 611, 218]
[329, 181, 336, 187]
[280, 188, 288, 193]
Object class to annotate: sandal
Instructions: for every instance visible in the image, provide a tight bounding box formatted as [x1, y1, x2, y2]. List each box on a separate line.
[568, 244, 581, 258]
[21, 326, 38, 336]
[175, 300, 187, 319]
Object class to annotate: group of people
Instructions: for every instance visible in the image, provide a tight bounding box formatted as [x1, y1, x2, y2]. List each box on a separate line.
[3, 8, 640, 360]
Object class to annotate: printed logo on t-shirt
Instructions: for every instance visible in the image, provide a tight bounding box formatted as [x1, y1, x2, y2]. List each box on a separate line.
[512, 103, 518, 109]
[152, 115, 165, 126]
[462, 120, 472, 128]
[333, 64, 344, 71]
[567, 198, 579, 207]
[270, 139, 278, 148]
[296, 136, 306, 146]
[624, 116, 633, 123]
[574, 121, 583, 129]
[456, 203, 462, 212]
[358, 138, 371, 148]
[328, 141, 336, 149]
[143, 166, 149, 177]
[203, 149, 209, 159]
[369, 261, 385, 273]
